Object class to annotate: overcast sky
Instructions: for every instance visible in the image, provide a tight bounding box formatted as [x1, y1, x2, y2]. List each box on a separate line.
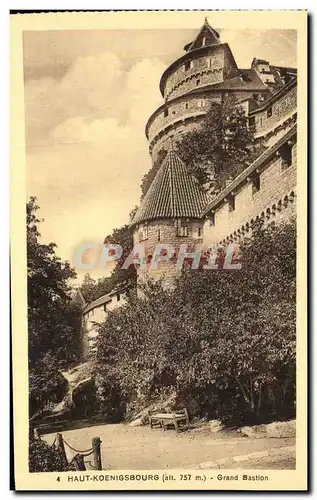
[24, 25, 297, 280]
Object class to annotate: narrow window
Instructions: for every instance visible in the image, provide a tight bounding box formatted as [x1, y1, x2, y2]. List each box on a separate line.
[176, 219, 188, 237]
[139, 225, 148, 241]
[184, 60, 191, 71]
[202, 36, 206, 46]
[196, 79, 200, 86]
[279, 143, 292, 169]
[197, 227, 202, 237]
[185, 102, 189, 110]
[164, 107, 169, 118]
[248, 116, 255, 127]
[157, 228, 161, 241]
[103, 304, 107, 312]
[267, 107, 272, 118]
[209, 212, 215, 226]
[116, 292, 120, 302]
[228, 194, 235, 212]
[252, 173, 261, 194]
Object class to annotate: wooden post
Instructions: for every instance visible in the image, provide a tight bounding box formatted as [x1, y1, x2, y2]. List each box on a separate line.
[183, 408, 190, 428]
[56, 433, 68, 467]
[34, 427, 41, 441]
[172, 414, 179, 433]
[92, 437, 102, 470]
[73, 454, 86, 471]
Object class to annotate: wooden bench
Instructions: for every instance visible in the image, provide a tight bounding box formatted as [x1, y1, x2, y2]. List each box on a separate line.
[149, 408, 190, 432]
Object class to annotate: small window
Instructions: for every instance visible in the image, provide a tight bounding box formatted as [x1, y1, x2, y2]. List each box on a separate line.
[267, 107, 272, 118]
[164, 107, 169, 118]
[209, 212, 215, 226]
[176, 219, 188, 237]
[196, 79, 200, 86]
[228, 195, 235, 212]
[202, 36, 206, 46]
[279, 143, 293, 169]
[207, 58, 211, 68]
[157, 228, 161, 241]
[103, 304, 107, 312]
[139, 225, 148, 241]
[249, 116, 255, 127]
[185, 102, 189, 110]
[197, 227, 202, 237]
[184, 60, 191, 71]
[252, 173, 261, 194]
[116, 292, 120, 302]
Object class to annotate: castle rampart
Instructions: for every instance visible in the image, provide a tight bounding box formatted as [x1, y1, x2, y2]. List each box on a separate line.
[202, 126, 297, 245]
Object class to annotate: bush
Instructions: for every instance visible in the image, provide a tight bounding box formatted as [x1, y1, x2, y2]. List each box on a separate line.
[96, 220, 296, 426]
[29, 366, 68, 416]
[29, 440, 68, 472]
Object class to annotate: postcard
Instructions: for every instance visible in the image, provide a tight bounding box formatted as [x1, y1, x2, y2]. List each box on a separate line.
[10, 10, 307, 491]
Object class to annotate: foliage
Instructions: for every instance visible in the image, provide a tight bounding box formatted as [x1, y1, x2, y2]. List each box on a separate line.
[80, 214, 137, 304]
[27, 197, 81, 369]
[79, 273, 113, 303]
[140, 148, 167, 200]
[29, 359, 69, 416]
[175, 95, 265, 191]
[29, 439, 68, 472]
[96, 220, 296, 425]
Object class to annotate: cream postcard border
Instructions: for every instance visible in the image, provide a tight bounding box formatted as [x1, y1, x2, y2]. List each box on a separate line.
[10, 10, 307, 491]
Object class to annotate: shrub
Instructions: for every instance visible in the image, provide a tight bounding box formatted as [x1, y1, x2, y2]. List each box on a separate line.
[96, 220, 296, 426]
[29, 440, 67, 472]
[29, 366, 68, 416]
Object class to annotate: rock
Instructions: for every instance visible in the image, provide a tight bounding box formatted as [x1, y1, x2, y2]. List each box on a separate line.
[130, 417, 144, 427]
[209, 420, 224, 433]
[240, 425, 266, 438]
[266, 420, 296, 438]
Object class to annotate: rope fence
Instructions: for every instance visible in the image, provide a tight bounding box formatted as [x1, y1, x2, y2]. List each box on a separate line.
[34, 427, 102, 471]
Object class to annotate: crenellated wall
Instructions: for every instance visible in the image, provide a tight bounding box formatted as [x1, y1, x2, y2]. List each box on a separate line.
[203, 142, 297, 246]
[250, 82, 297, 141]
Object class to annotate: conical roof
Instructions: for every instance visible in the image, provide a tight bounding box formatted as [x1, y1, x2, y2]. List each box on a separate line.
[184, 18, 220, 52]
[131, 150, 209, 226]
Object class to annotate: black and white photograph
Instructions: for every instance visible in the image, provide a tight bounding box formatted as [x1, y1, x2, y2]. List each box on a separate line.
[10, 10, 307, 491]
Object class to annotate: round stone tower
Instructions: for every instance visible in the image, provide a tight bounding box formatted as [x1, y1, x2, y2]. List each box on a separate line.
[130, 150, 209, 287]
[145, 18, 270, 161]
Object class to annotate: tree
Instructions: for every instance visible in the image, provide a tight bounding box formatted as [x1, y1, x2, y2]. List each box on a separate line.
[96, 220, 296, 425]
[175, 95, 265, 191]
[140, 148, 167, 200]
[80, 273, 113, 303]
[27, 197, 81, 369]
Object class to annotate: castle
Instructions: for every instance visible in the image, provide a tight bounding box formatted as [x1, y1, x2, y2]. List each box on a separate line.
[79, 19, 297, 354]
[130, 18, 297, 285]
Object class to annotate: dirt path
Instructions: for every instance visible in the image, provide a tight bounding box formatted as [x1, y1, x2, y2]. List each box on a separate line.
[43, 423, 295, 470]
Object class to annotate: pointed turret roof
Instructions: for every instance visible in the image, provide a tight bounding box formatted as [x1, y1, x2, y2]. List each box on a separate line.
[131, 150, 209, 226]
[184, 18, 220, 52]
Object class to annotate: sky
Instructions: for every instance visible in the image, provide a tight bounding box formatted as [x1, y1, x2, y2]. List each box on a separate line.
[23, 25, 297, 281]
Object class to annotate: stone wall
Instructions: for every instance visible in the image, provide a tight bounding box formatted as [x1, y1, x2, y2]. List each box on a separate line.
[82, 293, 127, 356]
[163, 45, 228, 100]
[133, 218, 204, 287]
[203, 143, 297, 245]
[252, 84, 297, 140]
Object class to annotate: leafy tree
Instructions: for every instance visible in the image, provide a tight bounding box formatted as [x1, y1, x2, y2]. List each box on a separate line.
[27, 197, 81, 411]
[80, 273, 113, 303]
[175, 95, 265, 191]
[96, 220, 296, 425]
[140, 148, 167, 200]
